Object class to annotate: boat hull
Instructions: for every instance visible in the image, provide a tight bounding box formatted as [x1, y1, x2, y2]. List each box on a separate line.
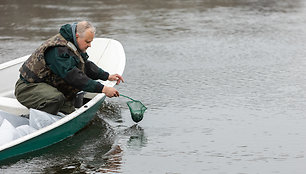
[0, 95, 105, 162]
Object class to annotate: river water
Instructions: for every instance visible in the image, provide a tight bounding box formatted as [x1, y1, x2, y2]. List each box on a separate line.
[1, 0, 306, 173]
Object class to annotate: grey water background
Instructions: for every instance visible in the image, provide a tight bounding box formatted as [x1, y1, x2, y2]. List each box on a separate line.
[1, 0, 306, 173]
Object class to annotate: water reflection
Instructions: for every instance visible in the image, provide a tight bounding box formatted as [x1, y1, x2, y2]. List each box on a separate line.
[124, 125, 148, 149]
[98, 145, 123, 173]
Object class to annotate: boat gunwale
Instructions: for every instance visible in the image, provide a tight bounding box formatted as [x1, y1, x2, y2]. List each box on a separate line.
[0, 55, 29, 70]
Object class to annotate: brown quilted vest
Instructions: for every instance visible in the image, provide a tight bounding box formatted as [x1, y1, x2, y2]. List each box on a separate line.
[19, 34, 85, 100]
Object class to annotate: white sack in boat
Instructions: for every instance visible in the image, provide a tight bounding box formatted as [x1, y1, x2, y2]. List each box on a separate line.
[0, 110, 29, 127]
[16, 125, 37, 137]
[0, 119, 21, 146]
[29, 109, 62, 130]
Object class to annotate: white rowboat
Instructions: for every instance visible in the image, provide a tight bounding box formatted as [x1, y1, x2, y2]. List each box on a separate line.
[0, 38, 126, 162]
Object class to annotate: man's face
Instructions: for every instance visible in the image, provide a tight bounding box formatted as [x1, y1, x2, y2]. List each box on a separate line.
[76, 29, 94, 52]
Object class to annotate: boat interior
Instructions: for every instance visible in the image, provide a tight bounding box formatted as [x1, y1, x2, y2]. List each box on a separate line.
[0, 56, 30, 116]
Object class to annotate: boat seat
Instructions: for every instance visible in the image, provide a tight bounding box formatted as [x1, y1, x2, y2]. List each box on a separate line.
[0, 97, 29, 115]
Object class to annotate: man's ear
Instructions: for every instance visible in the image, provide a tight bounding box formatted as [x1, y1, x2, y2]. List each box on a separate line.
[75, 33, 79, 38]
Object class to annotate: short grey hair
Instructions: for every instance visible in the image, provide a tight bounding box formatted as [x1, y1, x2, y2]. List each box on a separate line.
[76, 21, 96, 37]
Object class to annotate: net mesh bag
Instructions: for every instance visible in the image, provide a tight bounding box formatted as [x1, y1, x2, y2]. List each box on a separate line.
[126, 100, 147, 123]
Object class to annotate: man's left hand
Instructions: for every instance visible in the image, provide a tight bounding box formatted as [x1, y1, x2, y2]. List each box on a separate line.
[108, 74, 124, 85]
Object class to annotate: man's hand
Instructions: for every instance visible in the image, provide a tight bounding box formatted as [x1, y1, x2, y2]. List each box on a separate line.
[102, 86, 119, 97]
[108, 74, 124, 85]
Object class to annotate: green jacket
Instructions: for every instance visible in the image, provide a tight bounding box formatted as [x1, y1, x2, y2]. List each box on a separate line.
[44, 24, 109, 93]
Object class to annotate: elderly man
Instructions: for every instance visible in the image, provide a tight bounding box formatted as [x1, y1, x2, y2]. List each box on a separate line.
[15, 21, 124, 115]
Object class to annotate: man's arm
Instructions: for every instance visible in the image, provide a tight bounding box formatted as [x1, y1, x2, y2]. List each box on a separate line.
[84, 60, 109, 80]
[44, 46, 104, 93]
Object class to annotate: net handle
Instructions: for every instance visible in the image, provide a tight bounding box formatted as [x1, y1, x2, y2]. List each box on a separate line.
[120, 94, 137, 101]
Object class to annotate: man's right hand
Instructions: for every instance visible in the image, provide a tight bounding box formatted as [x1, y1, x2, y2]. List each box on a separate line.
[102, 86, 119, 97]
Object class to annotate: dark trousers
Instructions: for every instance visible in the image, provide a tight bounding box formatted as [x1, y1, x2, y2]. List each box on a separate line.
[15, 79, 75, 115]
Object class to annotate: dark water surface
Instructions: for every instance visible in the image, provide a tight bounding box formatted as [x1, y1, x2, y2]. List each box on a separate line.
[1, 0, 306, 173]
